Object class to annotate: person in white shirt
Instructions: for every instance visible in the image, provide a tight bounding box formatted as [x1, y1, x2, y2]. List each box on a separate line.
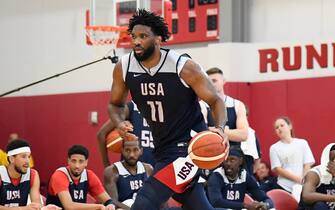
[270, 116, 315, 193]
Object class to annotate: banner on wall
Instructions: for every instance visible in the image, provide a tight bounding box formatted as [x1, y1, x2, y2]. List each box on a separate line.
[207, 40, 335, 82]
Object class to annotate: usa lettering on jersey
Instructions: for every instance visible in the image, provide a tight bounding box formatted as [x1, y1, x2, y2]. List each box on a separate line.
[73, 190, 84, 200]
[173, 156, 198, 185]
[140, 83, 165, 96]
[6, 190, 21, 200]
[130, 180, 143, 190]
[227, 190, 240, 200]
[177, 162, 195, 180]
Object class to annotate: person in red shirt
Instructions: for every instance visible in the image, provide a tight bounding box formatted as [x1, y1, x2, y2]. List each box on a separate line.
[46, 145, 115, 210]
[0, 139, 60, 210]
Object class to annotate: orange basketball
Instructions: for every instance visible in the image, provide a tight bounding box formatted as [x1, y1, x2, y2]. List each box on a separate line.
[188, 131, 228, 169]
[106, 129, 123, 153]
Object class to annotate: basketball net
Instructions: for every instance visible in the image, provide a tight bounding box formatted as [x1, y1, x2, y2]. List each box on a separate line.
[85, 25, 128, 47]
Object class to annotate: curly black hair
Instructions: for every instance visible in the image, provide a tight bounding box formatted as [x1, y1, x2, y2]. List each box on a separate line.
[128, 9, 171, 42]
[68, 144, 89, 159]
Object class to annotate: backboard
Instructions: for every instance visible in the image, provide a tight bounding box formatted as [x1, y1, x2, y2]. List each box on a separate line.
[86, 0, 172, 47]
[85, 0, 220, 47]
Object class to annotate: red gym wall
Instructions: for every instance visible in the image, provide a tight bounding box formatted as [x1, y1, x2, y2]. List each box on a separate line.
[226, 77, 335, 165]
[1, 76, 335, 185]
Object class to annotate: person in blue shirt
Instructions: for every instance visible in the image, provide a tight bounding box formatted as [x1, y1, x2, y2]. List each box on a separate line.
[207, 146, 273, 210]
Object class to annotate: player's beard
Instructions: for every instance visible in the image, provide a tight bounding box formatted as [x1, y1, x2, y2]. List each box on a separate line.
[125, 158, 138, 167]
[134, 43, 155, 62]
[70, 169, 83, 178]
[15, 165, 27, 174]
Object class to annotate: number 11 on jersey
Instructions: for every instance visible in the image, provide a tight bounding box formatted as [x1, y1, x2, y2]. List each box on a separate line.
[147, 101, 164, 122]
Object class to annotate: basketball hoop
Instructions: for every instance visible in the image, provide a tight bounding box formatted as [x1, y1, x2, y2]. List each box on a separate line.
[85, 25, 129, 46]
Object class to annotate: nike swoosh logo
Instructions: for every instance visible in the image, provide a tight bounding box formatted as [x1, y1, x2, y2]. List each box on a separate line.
[133, 74, 142, 77]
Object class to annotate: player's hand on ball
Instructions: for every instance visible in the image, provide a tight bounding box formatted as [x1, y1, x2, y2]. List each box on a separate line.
[209, 126, 230, 162]
[209, 125, 228, 140]
[117, 121, 137, 141]
[117, 120, 133, 133]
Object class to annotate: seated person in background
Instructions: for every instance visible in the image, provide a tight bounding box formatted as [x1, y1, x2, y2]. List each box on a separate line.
[270, 116, 315, 193]
[46, 145, 115, 210]
[104, 139, 153, 210]
[207, 146, 274, 210]
[97, 101, 155, 168]
[255, 162, 278, 193]
[1, 133, 34, 168]
[0, 133, 21, 166]
[0, 139, 59, 210]
[298, 143, 335, 210]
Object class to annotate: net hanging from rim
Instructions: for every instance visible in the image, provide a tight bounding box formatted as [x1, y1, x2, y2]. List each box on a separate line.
[86, 25, 129, 46]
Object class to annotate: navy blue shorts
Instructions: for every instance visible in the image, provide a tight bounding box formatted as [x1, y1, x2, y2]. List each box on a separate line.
[131, 146, 227, 210]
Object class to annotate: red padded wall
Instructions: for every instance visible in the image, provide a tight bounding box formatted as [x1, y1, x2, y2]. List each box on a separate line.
[1, 77, 335, 184]
[228, 77, 335, 164]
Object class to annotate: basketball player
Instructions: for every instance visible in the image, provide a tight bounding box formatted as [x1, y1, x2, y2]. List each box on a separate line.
[298, 143, 335, 210]
[104, 139, 153, 210]
[109, 9, 227, 210]
[207, 146, 274, 210]
[97, 100, 155, 168]
[0, 139, 60, 210]
[46, 145, 115, 210]
[1, 133, 34, 168]
[206, 67, 249, 147]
